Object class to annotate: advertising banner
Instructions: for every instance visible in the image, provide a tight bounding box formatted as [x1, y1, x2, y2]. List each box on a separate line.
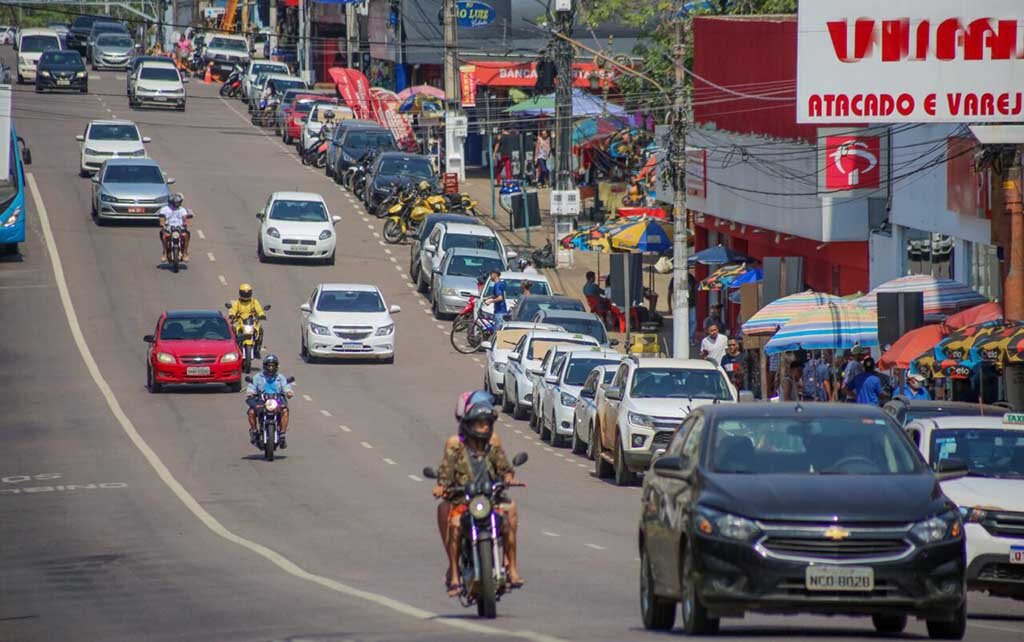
[797, 0, 1024, 123]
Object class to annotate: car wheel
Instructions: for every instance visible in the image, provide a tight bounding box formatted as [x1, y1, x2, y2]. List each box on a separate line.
[257, 237, 267, 263]
[325, 163, 334, 178]
[640, 544, 676, 631]
[549, 410, 564, 447]
[501, 383, 514, 413]
[325, 249, 335, 266]
[571, 418, 586, 455]
[81, 84, 88, 94]
[538, 408, 550, 440]
[593, 427, 613, 478]
[300, 334, 317, 364]
[872, 615, 907, 635]
[926, 600, 966, 640]
[226, 380, 242, 393]
[680, 543, 719, 635]
[147, 364, 162, 393]
[614, 434, 638, 486]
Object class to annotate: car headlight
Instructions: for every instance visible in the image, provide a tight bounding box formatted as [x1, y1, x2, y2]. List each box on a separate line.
[84, 147, 101, 155]
[266, 227, 280, 238]
[494, 362, 507, 372]
[560, 392, 577, 407]
[221, 352, 239, 363]
[911, 511, 962, 544]
[2, 207, 21, 228]
[318, 229, 332, 241]
[156, 352, 175, 364]
[440, 287, 458, 296]
[375, 323, 394, 336]
[695, 507, 761, 542]
[39, 70, 51, 77]
[468, 495, 492, 520]
[628, 412, 657, 428]
[309, 322, 331, 336]
[75, 71, 87, 78]
[958, 506, 995, 524]
[128, 149, 146, 157]
[99, 193, 119, 203]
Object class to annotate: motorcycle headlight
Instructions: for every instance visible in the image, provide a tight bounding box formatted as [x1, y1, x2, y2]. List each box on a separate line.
[156, 352, 175, 364]
[375, 323, 394, 336]
[911, 511, 962, 544]
[494, 362, 507, 373]
[99, 193, 119, 203]
[468, 495, 492, 520]
[171, 230, 181, 240]
[560, 392, 578, 407]
[309, 322, 331, 336]
[695, 507, 761, 542]
[266, 227, 280, 238]
[221, 352, 239, 363]
[242, 325, 254, 335]
[264, 398, 280, 412]
[318, 229, 332, 241]
[2, 207, 21, 228]
[628, 412, 657, 428]
[39, 70, 51, 77]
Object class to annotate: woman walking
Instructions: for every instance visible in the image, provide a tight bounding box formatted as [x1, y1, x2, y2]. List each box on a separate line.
[534, 130, 551, 186]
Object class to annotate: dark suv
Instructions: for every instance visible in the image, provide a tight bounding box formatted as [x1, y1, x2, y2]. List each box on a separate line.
[639, 403, 968, 638]
[68, 15, 104, 56]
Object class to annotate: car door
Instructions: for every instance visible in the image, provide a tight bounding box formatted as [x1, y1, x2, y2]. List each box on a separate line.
[92, 163, 104, 206]
[575, 369, 600, 440]
[432, 249, 451, 296]
[644, 415, 696, 588]
[545, 353, 569, 419]
[421, 225, 442, 278]
[600, 362, 631, 448]
[505, 335, 527, 396]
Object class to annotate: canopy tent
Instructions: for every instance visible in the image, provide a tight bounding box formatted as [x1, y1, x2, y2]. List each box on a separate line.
[687, 244, 754, 267]
[505, 88, 626, 117]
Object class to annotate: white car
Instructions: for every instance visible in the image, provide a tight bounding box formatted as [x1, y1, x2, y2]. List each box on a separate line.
[0, 27, 16, 46]
[130, 61, 187, 110]
[538, 348, 622, 447]
[203, 33, 250, 78]
[905, 414, 1024, 602]
[242, 60, 290, 104]
[299, 284, 400, 363]
[571, 364, 619, 457]
[475, 271, 552, 319]
[300, 102, 354, 152]
[481, 322, 564, 403]
[76, 120, 150, 176]
[257, 191, 340, 264]
[500, 330, 600, 420]
[17, 28, 62, 83]
[594, 357, 737, 485]
[417, 221, 512, 294]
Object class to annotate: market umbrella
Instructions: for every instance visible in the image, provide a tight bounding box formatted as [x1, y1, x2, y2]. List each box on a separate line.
[560, 223, 611, 253]
[741, 291, 843, 336]
[605, 216, 672, 253]
[970, 321, 1024, 364]
[764, 302, 878, 355]
[687, 244, 754, 267]
[505, 88, 626, 117]
[942, 302, 1003, 331]
[572, 117, 623, 146]
[398, 93, 443, 114]
[931, 320, 1006, 364]
[728, 267, 763, 289]
[395, 84, 444, 101]
[699, 264, 748, 291]
[878, 324, 945, 370]
[856, 274, 988, 321]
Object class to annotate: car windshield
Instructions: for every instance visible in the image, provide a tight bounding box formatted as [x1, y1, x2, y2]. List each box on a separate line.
[528, 339, 595, 360]
[89, 124, 140, 141]
[252, 63, 287, 75]
[160, 317, 231, 341]
[565, 358, 620, 385]
[21, 35, 61, 52]
[442, 233, 499, 253]
[379, 157, 433, 177]
[515, 298, 583, 319]
[930, 428, 1024, 478]
[97, 34, 132, 47]
[483, 279, 551, 298]
[546, 318, 607, 344]
[270, 200, 328, 222]
[710, 416, 922, 475]
[631, 368, 732, 400]
[446, 255, 505, 278]
[42, 51, 82, 65]
[272, 79, 306, 93]
[317, 290, 385, 313]
[104, 165, 164, 184]
[346, 131, 396, 150]
[140, 66, 180, 81]
[209, 37, 246, 51]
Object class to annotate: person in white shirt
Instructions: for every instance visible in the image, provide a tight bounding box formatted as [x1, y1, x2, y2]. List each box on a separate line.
[700, 323, 728, 366]
[158, 192, 193, 262]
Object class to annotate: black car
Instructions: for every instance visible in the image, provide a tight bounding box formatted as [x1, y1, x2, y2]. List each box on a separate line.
[363, 151, 436, 212]
[35, 50, 88, 93]
[639, 403, 968, 638]
[882, 397, 1008, 427]
[68, 15, 105, 55]
[505, 295, 585, 323]
[329, 122, 396, 181]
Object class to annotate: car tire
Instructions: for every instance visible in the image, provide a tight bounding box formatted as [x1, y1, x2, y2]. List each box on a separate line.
[593, 427, 613, 478]
[640, 544, 676, 631]
[926, 600, 966, 640]
[538, 409, 550, 440]
[680, 543, 719, 635]
[257, 238, 267, 263]
[549, 411, 564, 447]
[571, 419, 586, 455]
[614, 434, 638, 486]
[283, 133, 292, 145]
[34, 84, 41, 93]
[325, 163, 334, 178]
[147, 364, 162, 393]
[227, 381, 242, 393]
[300, 334, 318, 364]
[431, 297, 441, 319]
[325, 250, 335, 266]
[872, 615, 907, 635]
[512, 387, 528, 420]
[409, 259, 420, 283]
[81, 84, 88, 94]
[501, 387, 514, 414]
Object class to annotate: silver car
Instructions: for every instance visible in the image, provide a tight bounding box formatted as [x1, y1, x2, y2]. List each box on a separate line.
[91, 33, 135, 70]
[429, 248, 507, 319]
[90, 158, 175, 223]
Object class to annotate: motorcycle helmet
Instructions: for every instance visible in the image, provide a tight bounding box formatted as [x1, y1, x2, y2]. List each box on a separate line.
[460, 400, 497, 442]
[169, 192, 184, 208]
[417, 180, 431, 194]
[262, 354, 280, 377]
[455, 389, 494, 422]
[322, 109, 335, 121]
[238, 283, 253, 302]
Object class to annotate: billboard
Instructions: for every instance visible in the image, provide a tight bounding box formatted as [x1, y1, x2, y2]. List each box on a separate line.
[816, 128, 889, 197]
[797, 0, 1024, 123]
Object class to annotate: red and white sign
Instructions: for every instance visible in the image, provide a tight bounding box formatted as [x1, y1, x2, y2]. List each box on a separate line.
[461, 61, 616, 89]
[798, 0, 1024, 123]
[824, 136, 881, 190]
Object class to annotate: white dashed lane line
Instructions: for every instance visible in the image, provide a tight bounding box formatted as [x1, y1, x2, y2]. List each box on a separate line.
[302, 394, 313, 402]
[542, 531, 560, 537]
[382, 458, 397, 465]
[360, 441, 374, 449]
[584, 543, 606, 551]
[218, 275, 227, 286]
[435, 324, 445, 330]
[338, 424, 352, 432]
[207, 252, 216, 262]
[320, 409, 332, 417]
[197, 229, 206, 240]
[408, 474, 423, 482]
[383, 248, 392, 255]
[394, 265, 403, 271]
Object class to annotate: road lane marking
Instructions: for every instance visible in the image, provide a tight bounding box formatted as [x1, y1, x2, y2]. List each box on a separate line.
[360, 441, 373, 449]
[408, 474, 423, 482]
[197, 229, 206, 240]
[394, 265, 403, 271]
[578, 463, 588, 468]
[389, 256, 397, 263]
[377, 241, 386, 247]
[584, 543, 606, 551]
[218, 275, 228, 286]
[373, 232, 381, 239]
[382, 458, 397, 465]
[435, 324, 445, 330]
[383, 248, 391, 255]
[302, 394, 313, 401]
[542, 531, 560, 537]
[30, 173, 567, 642]
[207, 252, 216, 262]
[513, 430, 522, 434]
[320, 409, 332, 417]
[338, 424, 351, 432]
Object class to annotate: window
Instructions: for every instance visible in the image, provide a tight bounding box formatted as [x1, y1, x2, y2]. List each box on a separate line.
[316, 290, 385, 313]
[969, 242, 1002, 303]
[140, 66, 181, 82]
[929, 428, 1024, 477]
[89, 124, 140, 141]
[612, 363, 630, 388]
[551, 354, 567, 376]
[379, 157, 433, 178]
[97, 34, 132, 47]
[528, 339, 596, 360]
[545, 317, 608, 345]
[345, 131, 396, 151]
[564, 358, 620, 386]
[630, 368, 732, 400]
[681, 416, 705, 464]
[209, 37, 247, 51]
[446, 255, 505, 278]
[482, 279, 551, 298]
[20, 35, 61, 52]
[269, 199, 328, 222]
[252, 62, 287, 75]
[903, 228, 954, 280]
[442, 232, 500, 253]
[103, 164, 164, 184]
[160, 317, 231, 340]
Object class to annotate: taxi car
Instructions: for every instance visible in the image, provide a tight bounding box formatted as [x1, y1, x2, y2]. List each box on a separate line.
[144, 310, 242, 392]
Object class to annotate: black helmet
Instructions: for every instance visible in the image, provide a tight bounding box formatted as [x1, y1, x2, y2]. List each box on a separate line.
[262, 354, 279, 377]
[459, 400, 497, 442]
[169, 192, 184, 208]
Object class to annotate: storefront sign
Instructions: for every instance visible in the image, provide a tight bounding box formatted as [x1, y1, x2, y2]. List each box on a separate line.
[462, 61, 615, 89]
[456, 1, 496, 28]
[824, 136, 881, 190]
[797, 0, 1024, 123]
[459, 65, 477, 107]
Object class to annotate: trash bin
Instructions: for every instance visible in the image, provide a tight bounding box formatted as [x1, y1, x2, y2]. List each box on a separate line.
[509, 190, 541, 230]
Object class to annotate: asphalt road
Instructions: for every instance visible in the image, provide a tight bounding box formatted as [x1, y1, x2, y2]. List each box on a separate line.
[2, 53, 1023, 641]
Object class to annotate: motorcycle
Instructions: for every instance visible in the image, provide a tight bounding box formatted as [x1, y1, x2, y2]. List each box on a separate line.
[531, 241, 556, 269]
[443, 192, 479, 216]
[165, 225, 186, 273]
[219, 64, 244, 98]
[345, 148, 378, 197]
[381, 187, 443, 243]
[225, 302, 272, 373]
[422, 452, 529, 618]
[301, 127, 332, 168]
[245, 375, 295, 461]
[252, 96, 280, 128]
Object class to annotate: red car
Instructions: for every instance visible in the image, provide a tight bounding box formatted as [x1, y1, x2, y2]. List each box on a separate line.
[282, 94, 339, 145]
[144, 310, 242, 392]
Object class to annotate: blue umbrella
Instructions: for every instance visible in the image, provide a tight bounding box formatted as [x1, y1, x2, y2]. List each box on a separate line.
[687, 245, 754, 266]
[728, 267, 763, 288]
[507, 88, 626, 117]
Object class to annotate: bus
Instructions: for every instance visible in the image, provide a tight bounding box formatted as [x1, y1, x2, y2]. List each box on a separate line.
[0, 127, 32, 255]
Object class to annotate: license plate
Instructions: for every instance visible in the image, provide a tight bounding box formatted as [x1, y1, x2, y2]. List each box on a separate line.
[1011, 546, 1024, 564]
[57, 79, 70, 86]
[341, 342, 362, 350]
[805, 566, 874, 591]
[186, 366, 211, 376]
[154, 96, 168, 102]
[127, 207, 145, 214]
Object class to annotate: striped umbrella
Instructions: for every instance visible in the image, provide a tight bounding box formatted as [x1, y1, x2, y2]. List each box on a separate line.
[970, 321, 1024, 364]
[856, 275, 988, 321]
[765, 302, 878, 355]
[741, 291, 843, 336]
[699, 264, 748, 291]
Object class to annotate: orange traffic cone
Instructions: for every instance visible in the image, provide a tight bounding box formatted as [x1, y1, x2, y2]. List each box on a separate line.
[204, 62, 214, 84]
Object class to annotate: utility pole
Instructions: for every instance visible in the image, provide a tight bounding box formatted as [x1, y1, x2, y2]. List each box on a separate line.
[442, 0, 465, 180]
[553, 3, 574, 192]
[670, 3, 691, 358]
[1004, 149, 1024, 322]
[156, 0, 166, 49]
[346, 2, 358, 70]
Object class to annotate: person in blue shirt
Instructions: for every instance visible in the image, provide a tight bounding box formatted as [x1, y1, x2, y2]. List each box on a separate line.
[246, 354, 295, 447]
[895, 373, 931, 400]
[844, 356, 883, 406]
[485, 269, 508, 328]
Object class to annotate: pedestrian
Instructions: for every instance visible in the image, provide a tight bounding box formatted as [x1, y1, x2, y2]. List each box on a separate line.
[700, 324, 728, 366]
[703, 304, 727, 338]
[779, 357, 804, 401]
[840, 349, 865, 399]
[493, 128, 515, 183]
[720, 338, 745, 390]
[583, 270, 604, 299]
[485, 269, 508, 328]
[844, 357, 883, 405]
[520, 280, 533, 297]
[802, 350, 834, 401]
[534, 130, 551, 186]
[895, 373, 931, 400]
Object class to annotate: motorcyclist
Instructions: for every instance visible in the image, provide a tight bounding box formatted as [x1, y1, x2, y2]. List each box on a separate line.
[432, 390, 523, 596]
[227, 283, 267, 356]
[320, 108, 337, 138]
[158, 192, 192, 262]
[246, 354, 293, 448]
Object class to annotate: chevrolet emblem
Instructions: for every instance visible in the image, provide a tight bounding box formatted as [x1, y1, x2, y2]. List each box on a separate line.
[823, 526, 850, 541]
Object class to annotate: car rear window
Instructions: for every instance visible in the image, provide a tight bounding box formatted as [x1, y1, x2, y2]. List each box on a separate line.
[104, 165, 163, 184]
[547, 318, 607, 344]
[20, 35, 61, 52]
[564, 358, 620, 385]
[446, 255, 505, 278]
[442, 232, 499, 253]
[140, 66, 180, 81]
[345, 130, 396, 150]
[160, 317, 231, 340]
[379, 157, 433, 177]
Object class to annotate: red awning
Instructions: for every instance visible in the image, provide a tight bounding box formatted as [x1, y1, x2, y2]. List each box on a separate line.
[462, 61, 615, 89]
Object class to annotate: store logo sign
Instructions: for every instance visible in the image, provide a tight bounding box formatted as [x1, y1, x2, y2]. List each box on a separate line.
[824, 136, 880, 190]
[456, 1, 496, 28]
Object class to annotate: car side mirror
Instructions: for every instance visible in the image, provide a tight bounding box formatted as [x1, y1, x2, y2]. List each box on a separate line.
[604, 386, 622, 401]
[256, 211, 265, 220]
[389, 305, 401, 314]
[506, 250, 518, 259]
[422, 466, 438, 479]
[21, 147, 31, 165]
[91, 175, 100, 184]
[512, 452, 528, 467]
[263, 304, 272, 311]
[508, 351, 521, 362]
[75, 134, 85, 142]
[166, 177, 176, 185]
[528, 367, 544, 376]
[653, 454, 688, 475]
[738, 390, 755, 403]
[244, 375, 254, 383]
[479, 341, 493, 350]
[544, 374, 559, 385]
[580, 388, 595, 399]
[332, 215, 341, 224]
[142, 136, 152, 143]
[143, 334, 155, 343]
[300, 303, 312, 313]
[608, 339, 620, 347]
[935, 457, 969, 482]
